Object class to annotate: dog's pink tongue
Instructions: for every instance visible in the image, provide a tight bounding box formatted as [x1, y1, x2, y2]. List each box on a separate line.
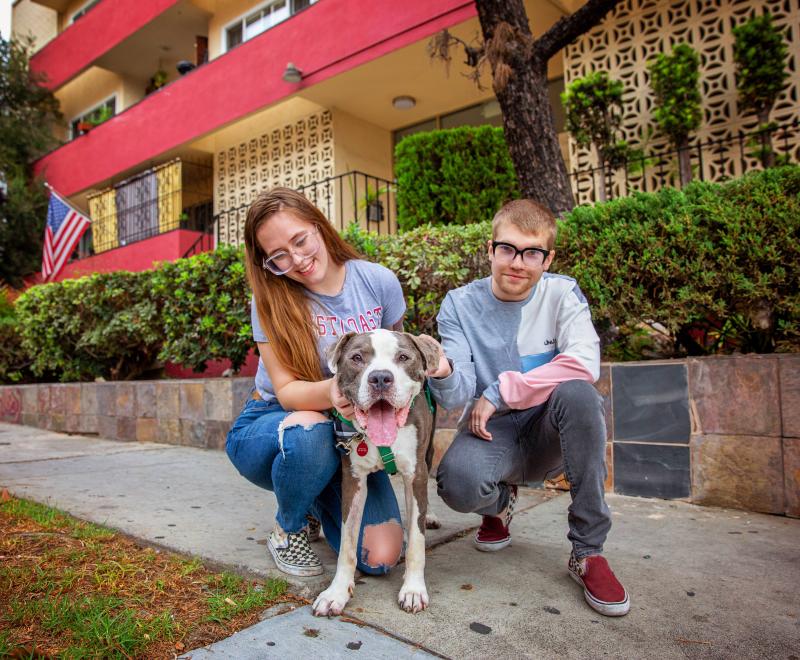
[367, 400, 399, 446]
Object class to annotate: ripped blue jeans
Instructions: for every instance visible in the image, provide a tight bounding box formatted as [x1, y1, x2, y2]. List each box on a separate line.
[226, 396, 402, 575]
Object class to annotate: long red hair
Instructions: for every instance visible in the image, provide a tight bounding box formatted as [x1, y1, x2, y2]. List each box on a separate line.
[244, 188, 360, 382]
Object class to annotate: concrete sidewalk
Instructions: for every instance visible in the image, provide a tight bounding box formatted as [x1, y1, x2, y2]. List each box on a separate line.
[2, 422, 799, 659]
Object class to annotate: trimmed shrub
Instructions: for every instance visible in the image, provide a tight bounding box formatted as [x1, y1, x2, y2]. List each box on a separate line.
[394, 126, 518, 230]
[0, 288, 33, 383]
[558, 165, 800, 355]
[152, 245, 251, 373]
[15, 271, 162, 382]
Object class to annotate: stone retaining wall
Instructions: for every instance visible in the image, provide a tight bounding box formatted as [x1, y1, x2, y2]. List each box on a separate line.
[1, 354, 797, 516]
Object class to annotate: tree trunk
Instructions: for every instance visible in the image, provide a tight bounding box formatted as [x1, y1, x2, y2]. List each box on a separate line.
[677, 137, 692, 186]
[757, 109, 775, 169]
[475, 0, 575, 216]
[595, 144, 608, 202]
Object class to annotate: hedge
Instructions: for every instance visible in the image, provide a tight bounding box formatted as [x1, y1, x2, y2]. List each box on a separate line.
[2, 166, 798, 384]
[394, 125, 519, 230]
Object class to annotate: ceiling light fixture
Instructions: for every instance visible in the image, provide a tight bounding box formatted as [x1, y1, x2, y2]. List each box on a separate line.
[392, 95, 416, 110]
[282, 62, 303, 83]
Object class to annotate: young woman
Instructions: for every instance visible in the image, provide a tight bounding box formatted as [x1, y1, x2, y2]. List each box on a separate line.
[226, 188, 406, 577]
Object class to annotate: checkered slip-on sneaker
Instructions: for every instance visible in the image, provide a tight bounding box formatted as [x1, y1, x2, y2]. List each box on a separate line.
[474, 484, 518, 552]
[268, 524, 324, 577]
[305, 514, 322, 543]
[568, 551, 630, 616]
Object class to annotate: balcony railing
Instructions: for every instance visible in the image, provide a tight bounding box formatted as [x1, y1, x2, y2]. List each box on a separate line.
[215, 170, 398, 248]
[570, 120, 799, 204]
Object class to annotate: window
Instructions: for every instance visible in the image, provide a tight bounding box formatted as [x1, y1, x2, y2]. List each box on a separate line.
[225, 0, 315, 51]
[70, 0, 101, 24]
[70, 97, 116, 140]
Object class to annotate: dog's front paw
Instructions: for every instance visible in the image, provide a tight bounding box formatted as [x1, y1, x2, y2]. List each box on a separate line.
[398, 582, 429, 613]
[425, 513, 441, 529]
[313, 582, 353, 617]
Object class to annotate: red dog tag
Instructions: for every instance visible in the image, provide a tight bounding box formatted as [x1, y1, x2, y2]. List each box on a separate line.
[356, 440, 368, 457]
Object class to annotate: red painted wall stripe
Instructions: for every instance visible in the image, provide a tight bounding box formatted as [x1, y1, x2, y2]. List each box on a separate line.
[31, 0, 180, 91]
[34, 0, 476, 197]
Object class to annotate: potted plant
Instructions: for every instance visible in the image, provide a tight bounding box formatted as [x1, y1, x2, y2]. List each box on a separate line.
[361, 183, 394, 222]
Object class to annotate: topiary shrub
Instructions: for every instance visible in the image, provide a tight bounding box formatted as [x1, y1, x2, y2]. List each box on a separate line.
[394, 126, 518, 230]
[15, 271, 163, 382]
[151, 244, 251, 373]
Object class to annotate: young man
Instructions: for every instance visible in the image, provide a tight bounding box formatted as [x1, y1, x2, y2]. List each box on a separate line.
[427, 199, 630, 617]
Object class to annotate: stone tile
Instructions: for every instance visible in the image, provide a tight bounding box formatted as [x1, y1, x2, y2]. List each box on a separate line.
[65, 384, 82, 415]
[97, 414, 118, 440]
[205, 379, 233, 421]
[95, 384, 117, 417]
[158, 418, 182, 445]
[81, 384, 98, 416]
[231, 378, 253, 419]
[605, 442, 613, 493]
[180, 419, 207, 448]
[115, 383, 136, 418]
[0, 387, 22, 424]
[613, 442, 690, 499]
[50, 414, 66, 433]
[135, 382, 156, 418]
[692, 434, 784, 514]
[596, 364, 613, 442]
[79, 415, 98, 435]
[22, 412, 38, 427]
[37, 386, 50, 414]
[136, 418, 159, 443]
[779, 355, 800, 438]
[38, 414, 51, 429]
[784, 438, 800, 518]
[612, 363, 690, 443]
[205, 420, 230, 451]
[435, 406, 464, 430]
[156, 382, 180, 420]
[21, 386, 39, 414]
[180, 382, 205, 421]
[49, 385, 67, 415]
[689, 356, 780, 437]
[431, 428, 456, 473]
[116, 417, 137, 442]
[65, 414, 80, 433]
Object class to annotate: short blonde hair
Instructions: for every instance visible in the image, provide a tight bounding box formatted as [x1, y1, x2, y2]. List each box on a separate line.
[491, 199, 557, 250]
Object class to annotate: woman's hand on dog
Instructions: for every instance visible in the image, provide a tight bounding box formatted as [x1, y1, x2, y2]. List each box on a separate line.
[329, 379, 355, 420]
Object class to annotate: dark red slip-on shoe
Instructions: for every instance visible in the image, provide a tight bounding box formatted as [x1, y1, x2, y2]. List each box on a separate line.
[474, 485, 517, 552]
[568, 552, 630, 616]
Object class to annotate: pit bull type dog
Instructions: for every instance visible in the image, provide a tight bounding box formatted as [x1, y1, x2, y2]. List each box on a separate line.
[312, 329, 439, 616]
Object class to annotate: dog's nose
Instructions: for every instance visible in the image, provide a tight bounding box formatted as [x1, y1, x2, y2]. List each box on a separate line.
[368, 370, 394, 391]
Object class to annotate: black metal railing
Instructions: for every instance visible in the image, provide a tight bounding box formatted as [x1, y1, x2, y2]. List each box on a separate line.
[216, 170, 398, 247]
[570, 120, 799, 204]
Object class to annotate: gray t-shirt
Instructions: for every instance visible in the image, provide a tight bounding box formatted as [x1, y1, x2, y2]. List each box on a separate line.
[251, 259, 406, 404]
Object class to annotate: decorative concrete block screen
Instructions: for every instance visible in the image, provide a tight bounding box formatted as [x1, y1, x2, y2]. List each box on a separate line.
[564, 0, 800, 203]
[1, 355, 798, 516]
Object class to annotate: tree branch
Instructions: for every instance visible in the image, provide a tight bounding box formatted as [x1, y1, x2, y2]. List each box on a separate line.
[536, 0, 622, 61]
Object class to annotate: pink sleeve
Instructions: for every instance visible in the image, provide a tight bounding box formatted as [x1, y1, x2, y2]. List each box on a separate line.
[498, 354, 595, 409]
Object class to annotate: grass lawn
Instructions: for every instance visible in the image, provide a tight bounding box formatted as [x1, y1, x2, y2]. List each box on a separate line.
[0, 490, 299, 658]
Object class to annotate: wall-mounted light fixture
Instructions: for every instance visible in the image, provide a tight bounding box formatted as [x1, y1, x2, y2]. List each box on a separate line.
[282, 62, 303, 83]
[392, 95, 416, 110]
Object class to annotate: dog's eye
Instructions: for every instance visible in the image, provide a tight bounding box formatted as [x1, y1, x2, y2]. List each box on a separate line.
[351, 353, 363, 363]
[397, 353, 410, 362]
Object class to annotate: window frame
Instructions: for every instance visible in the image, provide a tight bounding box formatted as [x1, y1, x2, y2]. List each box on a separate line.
[70, 94, 117, 140]
[222, 0, 315, 52]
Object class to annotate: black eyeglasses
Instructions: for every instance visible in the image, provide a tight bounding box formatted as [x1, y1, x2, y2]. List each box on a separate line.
[491, 241, 550, 267]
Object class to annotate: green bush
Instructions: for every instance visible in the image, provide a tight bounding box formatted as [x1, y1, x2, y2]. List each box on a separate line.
[558, 166, 800, 356]
[0, 288, 33, 383]
[15, 271, 162, 382]
[394, 126, 518, 230]
[152, 245, 251, 373]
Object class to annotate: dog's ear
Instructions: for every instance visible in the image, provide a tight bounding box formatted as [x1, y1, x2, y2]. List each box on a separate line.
[405, 333, 441, 373]
[326, 332, 358, 374]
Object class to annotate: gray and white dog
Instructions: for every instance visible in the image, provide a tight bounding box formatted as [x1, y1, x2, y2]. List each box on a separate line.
[312, 329, 439, 616]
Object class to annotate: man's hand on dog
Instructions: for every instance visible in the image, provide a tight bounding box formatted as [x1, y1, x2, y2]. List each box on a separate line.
[471, 395, 496, 441]
[329, 379, 355, 420]
[419, 334, 451, 379]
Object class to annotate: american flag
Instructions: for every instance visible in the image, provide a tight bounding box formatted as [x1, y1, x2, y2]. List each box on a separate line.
[42, 188, 91, 281]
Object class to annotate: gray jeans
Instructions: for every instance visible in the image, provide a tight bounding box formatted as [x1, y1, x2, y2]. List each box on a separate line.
[436, 380, 610, 558]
